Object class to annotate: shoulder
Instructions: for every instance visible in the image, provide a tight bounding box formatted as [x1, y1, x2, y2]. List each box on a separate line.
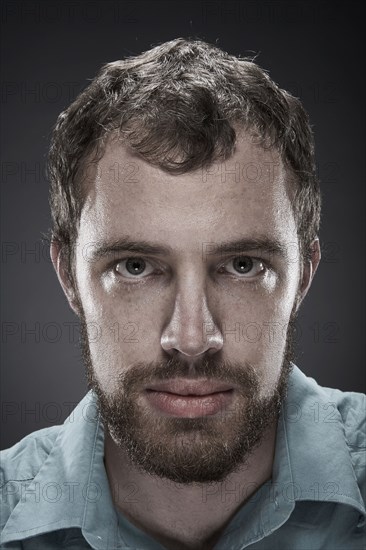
[290, 366, 365, 450]
[322, 385, 366, 497]
[0, 426, 61, 530]
[315, 382, 365, 450]
[300, 371, 366, 500]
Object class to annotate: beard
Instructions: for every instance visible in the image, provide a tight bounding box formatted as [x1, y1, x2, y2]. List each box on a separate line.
[77, 305, 297, 485]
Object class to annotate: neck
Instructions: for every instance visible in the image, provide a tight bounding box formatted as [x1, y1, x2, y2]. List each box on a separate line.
[104, 419, 278, 550]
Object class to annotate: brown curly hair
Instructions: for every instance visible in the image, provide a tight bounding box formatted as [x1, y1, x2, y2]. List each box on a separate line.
[47, 37, 321, 288]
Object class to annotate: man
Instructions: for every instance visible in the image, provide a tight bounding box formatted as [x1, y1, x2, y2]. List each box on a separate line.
[1, 37, 365, 550]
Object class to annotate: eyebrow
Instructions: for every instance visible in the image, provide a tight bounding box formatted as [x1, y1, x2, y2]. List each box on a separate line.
[88, 238, 173, 262]
[87, 236, 288, 262]
[203, 237, 288, 258]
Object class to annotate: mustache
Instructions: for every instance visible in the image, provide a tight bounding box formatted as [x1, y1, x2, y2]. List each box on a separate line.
[115, 356, 260, 396]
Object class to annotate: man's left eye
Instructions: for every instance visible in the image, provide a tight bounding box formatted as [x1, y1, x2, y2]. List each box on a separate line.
[221, 256, 266, 278]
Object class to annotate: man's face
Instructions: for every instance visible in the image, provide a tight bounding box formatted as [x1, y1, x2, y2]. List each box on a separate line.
[69, 132, 304, 484]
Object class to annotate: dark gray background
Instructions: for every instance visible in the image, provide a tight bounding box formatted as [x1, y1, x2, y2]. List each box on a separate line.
[1, 0, 365, 450]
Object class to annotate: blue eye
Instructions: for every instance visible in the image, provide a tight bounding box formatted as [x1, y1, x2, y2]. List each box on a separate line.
[114, 257, 155, 278]
[233, 257, 253, 274]
[125, 258, 146, 275]
[223, 256, 266, 278]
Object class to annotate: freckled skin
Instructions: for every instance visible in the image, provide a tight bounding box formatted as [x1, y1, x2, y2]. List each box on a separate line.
[51, 131, 320, 550]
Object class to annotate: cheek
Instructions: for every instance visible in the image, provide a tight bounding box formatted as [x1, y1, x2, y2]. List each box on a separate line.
[216, 275, 297, 393]
[220, 291, 292, 356]
[78, 277, 167, 386]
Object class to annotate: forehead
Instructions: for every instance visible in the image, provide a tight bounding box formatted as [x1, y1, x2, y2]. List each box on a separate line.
[77, 132, 297, 251]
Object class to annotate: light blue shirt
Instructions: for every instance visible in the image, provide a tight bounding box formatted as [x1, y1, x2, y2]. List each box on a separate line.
[1, 365, 365, 549]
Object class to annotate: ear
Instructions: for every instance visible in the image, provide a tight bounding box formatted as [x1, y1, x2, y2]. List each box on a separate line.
[50, 239, 80, 317]
[295, 237, 321, 312]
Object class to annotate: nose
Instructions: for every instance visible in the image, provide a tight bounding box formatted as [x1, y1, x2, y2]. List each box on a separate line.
[160, 273, 223, 359]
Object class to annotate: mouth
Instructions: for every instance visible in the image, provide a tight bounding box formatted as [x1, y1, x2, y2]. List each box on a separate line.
[145, 378, 235, 396]
[143, 379, 235, 417]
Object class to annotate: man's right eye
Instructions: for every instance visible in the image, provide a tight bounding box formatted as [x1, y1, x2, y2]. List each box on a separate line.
[114, 257, 156, 279]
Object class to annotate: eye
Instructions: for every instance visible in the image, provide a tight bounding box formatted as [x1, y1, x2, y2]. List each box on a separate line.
[114, 257, 156, 279]
[220, 256, 266, 278]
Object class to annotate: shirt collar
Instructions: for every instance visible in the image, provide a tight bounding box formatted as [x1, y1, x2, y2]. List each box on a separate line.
[2, 391, 121, 546]
[259, 364, 365, 542]
[281, 365, 365, 514]
[2, 365, 365, 547]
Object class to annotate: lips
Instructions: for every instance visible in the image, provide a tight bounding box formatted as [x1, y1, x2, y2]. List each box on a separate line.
[144, 381, 235, 417]
[145, 379, 234, 396]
